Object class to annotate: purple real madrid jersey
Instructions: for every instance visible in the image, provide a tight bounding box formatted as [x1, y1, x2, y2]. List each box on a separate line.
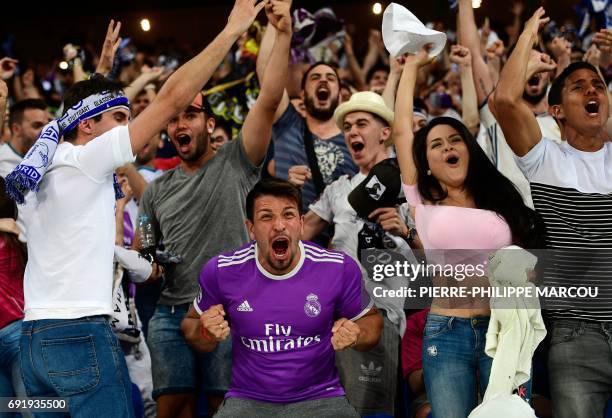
[194, 240, 372, 403]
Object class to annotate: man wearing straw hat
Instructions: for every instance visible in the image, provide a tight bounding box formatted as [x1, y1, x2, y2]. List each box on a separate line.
[301, 91, 418, 415]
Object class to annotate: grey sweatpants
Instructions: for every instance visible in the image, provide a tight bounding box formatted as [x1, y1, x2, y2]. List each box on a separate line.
[336, 314, 399, 416]
[214, 396, 360, 417]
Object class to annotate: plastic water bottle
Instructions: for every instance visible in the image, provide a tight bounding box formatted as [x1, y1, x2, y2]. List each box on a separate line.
[137, 213, 156, 263]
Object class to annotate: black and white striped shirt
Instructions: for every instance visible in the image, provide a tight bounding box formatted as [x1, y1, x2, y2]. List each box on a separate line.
[516, 138, 612, 322]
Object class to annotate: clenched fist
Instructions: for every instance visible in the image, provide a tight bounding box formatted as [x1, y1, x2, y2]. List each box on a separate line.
[331, 317, 360, 350]
[200, 304, 231, 341]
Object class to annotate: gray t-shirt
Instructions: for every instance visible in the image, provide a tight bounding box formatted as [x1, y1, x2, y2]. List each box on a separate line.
[139, 133, 261, 305]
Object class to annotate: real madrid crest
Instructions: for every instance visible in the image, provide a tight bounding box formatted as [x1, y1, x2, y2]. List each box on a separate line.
[304, 293, 321, 317]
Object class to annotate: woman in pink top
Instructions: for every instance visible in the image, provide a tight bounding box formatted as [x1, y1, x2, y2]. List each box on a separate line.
[393, 46, 543, 418]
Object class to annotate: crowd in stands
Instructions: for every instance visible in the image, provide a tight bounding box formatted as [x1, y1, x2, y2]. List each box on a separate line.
[1, 0, 612, 417]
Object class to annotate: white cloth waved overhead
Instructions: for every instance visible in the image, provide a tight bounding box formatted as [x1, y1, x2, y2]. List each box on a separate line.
[381, 3, 447, 58]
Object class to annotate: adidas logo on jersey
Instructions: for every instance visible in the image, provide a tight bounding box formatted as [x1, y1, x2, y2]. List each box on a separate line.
[237, 300, 253, 312]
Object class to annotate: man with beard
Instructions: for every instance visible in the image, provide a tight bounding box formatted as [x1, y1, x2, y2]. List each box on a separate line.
[136, 1, 292, 416]
[0, 99, 51, 241]
[181, 178, 382, 417]
[457, 0, 561, 207]
[257, 23, 358, 211]
[366, 64, 390, 95]
[0, 99, 50, 178]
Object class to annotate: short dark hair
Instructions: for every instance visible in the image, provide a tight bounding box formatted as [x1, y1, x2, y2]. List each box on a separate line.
[246, 178, 302, 222]
[213, 117, 232, 139]
[300, 61, 339, 90]
[62, 74, 124, 140]
[366, 63, 390, 85]
[548, 61, 601, 106]
[414, 97, 429, 114]
[8, 99, 47, 132]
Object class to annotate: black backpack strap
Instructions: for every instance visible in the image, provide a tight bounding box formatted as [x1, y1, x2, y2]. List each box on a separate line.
[303, 123, 326, 195]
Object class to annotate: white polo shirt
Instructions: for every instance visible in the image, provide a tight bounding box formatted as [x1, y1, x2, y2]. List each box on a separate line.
[0, 143, 23, 178]
[23, 125, 135, 320]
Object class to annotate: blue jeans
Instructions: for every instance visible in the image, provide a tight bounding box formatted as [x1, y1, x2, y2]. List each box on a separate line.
[20, 316, 135, 418]
[422, 314, 492, 418]
[0, 319, 31, 418]
[548, 320, 612, 418]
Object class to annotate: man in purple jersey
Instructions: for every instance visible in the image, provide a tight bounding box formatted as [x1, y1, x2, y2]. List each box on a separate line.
[181, 178, 382, 416]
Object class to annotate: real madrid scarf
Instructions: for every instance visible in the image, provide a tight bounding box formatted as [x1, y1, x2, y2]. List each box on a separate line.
[5, 90, 129, 204]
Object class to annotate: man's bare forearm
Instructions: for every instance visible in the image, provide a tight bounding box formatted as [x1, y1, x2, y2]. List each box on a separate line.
[181, 317, 219, 353]
[354, 309, 383, 351]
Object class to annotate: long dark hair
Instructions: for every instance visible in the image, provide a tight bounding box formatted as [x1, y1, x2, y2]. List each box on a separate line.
[0, 177, 27, 267]
[412, 117, 545, 248]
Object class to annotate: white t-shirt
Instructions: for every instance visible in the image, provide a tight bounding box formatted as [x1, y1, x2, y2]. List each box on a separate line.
[138, 166, 163, 183]
[478, 104, 561, 208]
[309, 173, 417, 335]
[23, 125, 135, 320]
[0, 143, 23, 178]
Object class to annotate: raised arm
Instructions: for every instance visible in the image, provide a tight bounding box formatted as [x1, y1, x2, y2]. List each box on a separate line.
[393, 47, 430, 185]
[382, 55, 405, 110]
[343, 32, 367, 91]
[256, 22, 290, 122]
[123, 66, 164, 102]
[494, 7, 555, 156]
[129, 0, 265, 155]
[450, 45, 479, 135]
[95, 20, 122, 77]
[549, 36, 571, 78]
[457, 0, 494, 105]
[0, 79, 7, 137]
[362, 30, 384, 78]
[507, 2, 524, 47]
[241, 0, 291, 165]
[593, 28, 612, 68]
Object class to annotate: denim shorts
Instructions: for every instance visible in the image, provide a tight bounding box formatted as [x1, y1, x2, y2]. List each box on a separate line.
[148, 304, 232, 399]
